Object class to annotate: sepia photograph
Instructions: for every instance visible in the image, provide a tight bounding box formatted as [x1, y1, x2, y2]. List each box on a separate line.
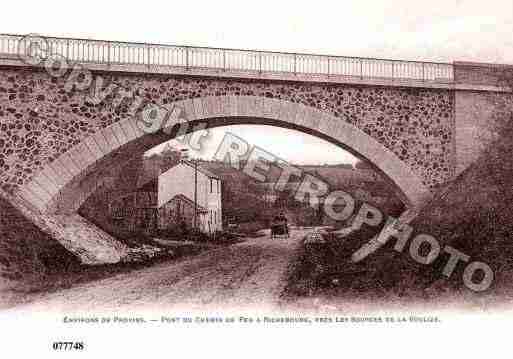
[0, 0, 512, 357]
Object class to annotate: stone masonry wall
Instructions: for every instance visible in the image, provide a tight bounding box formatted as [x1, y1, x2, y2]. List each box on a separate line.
[0, 66, 455, 192]
[454, 61, 513, 87]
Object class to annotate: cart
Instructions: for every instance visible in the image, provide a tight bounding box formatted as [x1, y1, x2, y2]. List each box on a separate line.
[271, 221, 289, 239]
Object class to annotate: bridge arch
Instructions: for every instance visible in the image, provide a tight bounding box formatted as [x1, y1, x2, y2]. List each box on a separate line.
[17, 95, 433, 215]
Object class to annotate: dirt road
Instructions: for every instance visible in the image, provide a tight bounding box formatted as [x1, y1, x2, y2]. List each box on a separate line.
[15, 229, 306, 313]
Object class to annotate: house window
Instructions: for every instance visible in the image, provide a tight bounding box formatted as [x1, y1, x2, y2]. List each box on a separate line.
[210, 179, 213, 193]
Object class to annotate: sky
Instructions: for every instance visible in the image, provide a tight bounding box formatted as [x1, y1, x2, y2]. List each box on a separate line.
[5, 0, 512, 164]
[4, 0, 512, 63]
[147, 125, 359, 165]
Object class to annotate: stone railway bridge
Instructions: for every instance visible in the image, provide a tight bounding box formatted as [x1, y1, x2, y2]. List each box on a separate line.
[0, 34, 511, 264]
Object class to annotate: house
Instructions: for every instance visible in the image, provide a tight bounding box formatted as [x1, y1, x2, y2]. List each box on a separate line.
[109, 191, 160, 234]
[109, 160, 222, 235]
[156, 161, 223, 234]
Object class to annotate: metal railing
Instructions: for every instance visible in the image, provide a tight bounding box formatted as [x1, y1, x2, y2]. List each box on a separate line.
[0, 33, 454, 82]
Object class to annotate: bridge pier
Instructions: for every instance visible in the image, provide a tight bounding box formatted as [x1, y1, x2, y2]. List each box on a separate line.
[0, 189, 129, 265]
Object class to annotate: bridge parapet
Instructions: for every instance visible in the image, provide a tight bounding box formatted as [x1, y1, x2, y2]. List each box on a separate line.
[0, 33, 455, 88]
[454, 61, 513, 88]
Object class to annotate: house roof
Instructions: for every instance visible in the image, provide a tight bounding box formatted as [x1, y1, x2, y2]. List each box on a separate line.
[165, 194, 208, 212]
[135, 159, 220, 191]
[180, 160, 220, 179]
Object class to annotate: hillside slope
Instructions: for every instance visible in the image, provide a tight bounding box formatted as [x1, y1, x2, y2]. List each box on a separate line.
[283, 113, 513, 303]
[409, 131, 513, 295]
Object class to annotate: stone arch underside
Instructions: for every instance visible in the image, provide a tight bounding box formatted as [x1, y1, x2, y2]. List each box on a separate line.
[17, 96, 433, 215]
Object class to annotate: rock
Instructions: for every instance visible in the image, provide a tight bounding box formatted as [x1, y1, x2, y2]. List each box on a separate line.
[123, 244, 173, 263]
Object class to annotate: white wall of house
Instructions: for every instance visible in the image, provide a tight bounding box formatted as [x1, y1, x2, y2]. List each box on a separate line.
[206, 176, 222, 233]
[157, 162, 222, 234]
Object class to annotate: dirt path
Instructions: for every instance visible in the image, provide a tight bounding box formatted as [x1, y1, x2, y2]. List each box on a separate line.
[13, 230, 306, 313]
